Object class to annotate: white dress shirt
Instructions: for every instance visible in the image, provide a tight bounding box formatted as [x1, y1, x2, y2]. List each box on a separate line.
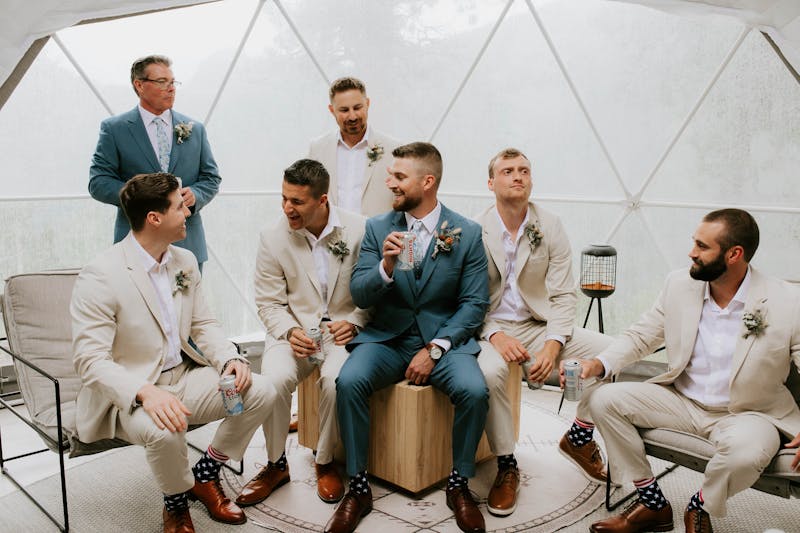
[138, 105, 173, 161]
[132, 237, 182, 371]
[674, 268, 751, 407]
[300, 207, 342, 318]
[335, 128, 370, 213]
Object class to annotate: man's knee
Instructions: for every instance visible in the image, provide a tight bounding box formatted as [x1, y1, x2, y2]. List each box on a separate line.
[588, 383, 619, 422]
[335, 362, 371, 399]
[245, 374, 276, 413]
[452, 378, 489, 408]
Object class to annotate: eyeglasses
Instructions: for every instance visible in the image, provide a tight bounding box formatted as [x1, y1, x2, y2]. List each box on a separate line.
[139, 78, 181, 89]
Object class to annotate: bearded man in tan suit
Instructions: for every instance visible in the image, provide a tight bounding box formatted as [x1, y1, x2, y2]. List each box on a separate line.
[582, 209, 800, 533]
[71, 173, 274, 533]
[236, 159, 368, 508]
[309, 77, 401, 216]
[475, 147, 613, 517]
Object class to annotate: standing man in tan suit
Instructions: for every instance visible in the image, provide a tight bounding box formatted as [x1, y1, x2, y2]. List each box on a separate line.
[71, 173, 275, 533]
[236, 159, 369, 507]
[309, 77, 401, 216]
[583, 209, 800, 533]
[475, 148, 613, 516]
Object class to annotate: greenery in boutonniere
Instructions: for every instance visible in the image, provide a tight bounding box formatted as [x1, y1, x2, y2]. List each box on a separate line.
[524, 222, 543, 250]
[173, 270, 190, 294]
[742, 308, 767, 339]
[366, 143, 384, 166]
[327, 229, 350, 260]
[432, 220, 462, 259]
[174, 122, 194, 144]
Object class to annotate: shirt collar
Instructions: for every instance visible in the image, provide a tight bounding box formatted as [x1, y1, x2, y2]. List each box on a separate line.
[132, 235, 171, 274]
[703, 266, 751, 306]
[405, 201, 442, 233]
[301, 204, 342, 243]
[138, 104, 172, 126]
[336, 126, 370, 149]
[493, 205, 530, 243]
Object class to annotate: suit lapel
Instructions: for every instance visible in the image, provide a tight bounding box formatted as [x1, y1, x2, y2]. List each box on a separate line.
[324, 134, 339, 205]
[678, 279, 705, 371]
[325, 219, 345, 307]
[289, 230, 323, 299]
[514, 205, 535, 275]
[122, 236, 168, 338]
[730, 271, 768, 383]
[126, 109, 161, 172]
[482, 208, 506, 287]
[416, 209, 448, 293]
[166, 258, 184, 336]
[167, 110, 181, 174]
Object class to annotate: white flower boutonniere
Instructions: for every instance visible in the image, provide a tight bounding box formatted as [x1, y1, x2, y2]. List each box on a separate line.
[173, 270, 190, 294]
[742, 308, 767, 339]
[327, 229, 350, 261]
[174, 122, 194, 144]
[432, 221, 462, 259]
[524, 222, 543, 250]
[366, 144, 384, 166]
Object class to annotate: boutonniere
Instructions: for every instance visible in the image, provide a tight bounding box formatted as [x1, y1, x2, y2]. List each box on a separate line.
[173, 270, 190, 294]
[432, 220, 462, 259]
[366, 143, 384, 166]
[174, 121, 194, 144]
[524, 222, 543, 250]
[742, 308, 767, 339]
[327, 228, 350, 261]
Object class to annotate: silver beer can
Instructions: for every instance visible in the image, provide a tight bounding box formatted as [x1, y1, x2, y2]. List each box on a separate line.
[219, 374, 243, 416]
[307, 327, 325, 364]
[563, 359, 582, 401]
[521, 357, 543, 390]
[396, 231, 415, 271]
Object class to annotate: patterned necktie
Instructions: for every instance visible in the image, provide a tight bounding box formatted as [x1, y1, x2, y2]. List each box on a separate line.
[412, 220, 425, 269]
[154, 117, 170, 172]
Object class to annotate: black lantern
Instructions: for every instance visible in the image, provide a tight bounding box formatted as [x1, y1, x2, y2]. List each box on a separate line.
[580, 244, 617, 333]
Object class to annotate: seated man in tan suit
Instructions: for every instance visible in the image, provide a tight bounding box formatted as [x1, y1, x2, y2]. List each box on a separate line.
[309, 76, 401, 216]
[236, 159, 368, 506]
[71, 173, 274, 533]
[581, 209, 800, 533]
[475, 148, 613, 516]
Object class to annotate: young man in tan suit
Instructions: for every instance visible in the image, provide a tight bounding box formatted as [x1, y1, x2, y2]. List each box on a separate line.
[475, 148, 613, 516]
[71, 173, 274, 533]
[236, 159, 368, 507]
[309, 77, 401, 216]
[582, 209, 800, 533]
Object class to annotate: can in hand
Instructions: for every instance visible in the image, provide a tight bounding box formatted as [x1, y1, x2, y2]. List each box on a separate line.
[307, 327, 325, 365]
[219, 375, 244, 416]
[396, 231, 415, 271]
[521, 357, 543, 390]
[563, 359, 583, 401]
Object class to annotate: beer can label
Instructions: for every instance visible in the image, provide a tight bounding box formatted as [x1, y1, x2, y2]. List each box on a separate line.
[563, 359, 582, 401]
[521, 358, 543, 390]
[396, 231, 415, 271]
[307, 327, 325, 364]
[219, 375, 244, 416]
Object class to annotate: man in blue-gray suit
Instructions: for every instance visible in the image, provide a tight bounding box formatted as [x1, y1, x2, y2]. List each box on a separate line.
[89, 55, 220, 270]
[324, 142, 490, 533]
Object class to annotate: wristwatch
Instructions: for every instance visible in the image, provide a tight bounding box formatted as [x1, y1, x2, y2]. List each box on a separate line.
[426, 342, 443, 361]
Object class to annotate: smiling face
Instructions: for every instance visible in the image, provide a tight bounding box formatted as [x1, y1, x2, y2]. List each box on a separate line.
[385, 157, 429, 213]
[689, 221, 729, 281]
[281, 181, 328, 234]
[134, 63, 176, 115]
[328, 89, 369, 142]
[488, 155, 532, 203]
[157, 188, 190, 243]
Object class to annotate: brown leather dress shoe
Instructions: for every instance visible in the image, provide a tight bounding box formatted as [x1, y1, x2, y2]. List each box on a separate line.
[558, 433, 609, 484]
[487, 465, 520, 516]
[189, 479, 246, 524]
[163, 506, 195, 533]
[316, 462, 345, 503]
[684, 508, 713, 533]
[324, 487, 373, 533]
[446, 485, 486, 533]
[235, 463, 290, 506]
[590, 500, 674, 533]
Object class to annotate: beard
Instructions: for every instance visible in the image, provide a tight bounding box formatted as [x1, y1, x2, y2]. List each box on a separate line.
[689, 251, 727, 281]
[392, 191, 422, 212]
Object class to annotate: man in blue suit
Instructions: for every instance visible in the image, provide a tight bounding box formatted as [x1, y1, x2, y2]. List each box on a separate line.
[324, 142, 490, 533]
[89, 55, 220, 270]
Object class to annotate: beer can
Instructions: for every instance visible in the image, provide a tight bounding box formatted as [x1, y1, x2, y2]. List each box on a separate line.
[219, 375, 243, 416]
[520, 357, 543, 390]
[396, 231, 415, 271]
[563, 359, 582, 401]
[307, 327, 325, 364]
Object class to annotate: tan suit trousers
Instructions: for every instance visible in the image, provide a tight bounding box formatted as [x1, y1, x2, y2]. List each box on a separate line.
[478, 319, 612, 456]
[590, 382, 781, 517]
[260, 331, 349, 465]
[114, 361, 274, 495]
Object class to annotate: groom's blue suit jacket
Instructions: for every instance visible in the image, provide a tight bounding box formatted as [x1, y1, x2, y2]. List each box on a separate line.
[349, 204, 489, 354]
[89, 107, 220, 263]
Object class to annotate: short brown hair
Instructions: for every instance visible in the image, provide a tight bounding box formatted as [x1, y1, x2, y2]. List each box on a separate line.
[392, 142, 443, 187]
[120, 173, 180, 232]
[488, 147, 529, 180]
[329, 77, 366, 101]
[702, 208, 760, 262]
[283, 159, 330, 199]
[130, 55, 171, 96]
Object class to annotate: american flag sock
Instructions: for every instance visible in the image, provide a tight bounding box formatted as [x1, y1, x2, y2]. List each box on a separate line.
[349, 471, 370, 495]
[192, 445, 229, 483]
[497, 454, 518, 471]
[686, 490, 705, 512]
[634, 477, 669, 511]
[567, 418, 595, 447]
[163, 491, 189, 512]
[447, 469, 468, 490]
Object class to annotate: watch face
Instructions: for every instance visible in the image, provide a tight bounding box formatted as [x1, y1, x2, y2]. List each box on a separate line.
[430, 346, 442, 360]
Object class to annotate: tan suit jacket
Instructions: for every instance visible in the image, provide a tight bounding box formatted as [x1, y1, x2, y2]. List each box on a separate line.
[600, 267, 800, 437]
[476, 201, 577, 340]
[308, 128, 401, 217]
[71, 234, 244, 442]
[254, 206, 370, 339]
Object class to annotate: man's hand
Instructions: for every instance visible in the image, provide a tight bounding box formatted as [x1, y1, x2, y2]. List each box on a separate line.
[405, 346, 436, 385]
[180, 186, 196, 209]
[489, 331, 529, 363]
[137, 384, 191, 433]
[328, 320, 357, 346]
[527, 340, 561, 383]
[559, 358, 605, 389]
[381, 231, 405, 277]
[288, 327, 315, 358]
[786, 433, 800, 470]
[222, 359, 252, 395]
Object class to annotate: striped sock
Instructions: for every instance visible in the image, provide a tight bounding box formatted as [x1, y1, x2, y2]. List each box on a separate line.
[192, 446, 229, 483]
[634, 478, 669, 511]
[686, 490, 704, 512]
[567, 418, 595, 447]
